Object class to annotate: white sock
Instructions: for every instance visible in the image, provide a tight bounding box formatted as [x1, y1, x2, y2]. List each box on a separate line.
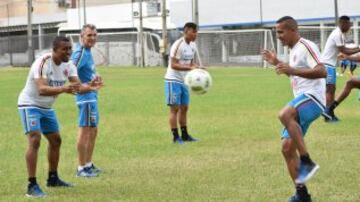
[78, 165, 85, 171]
[85, 162, 93, 168]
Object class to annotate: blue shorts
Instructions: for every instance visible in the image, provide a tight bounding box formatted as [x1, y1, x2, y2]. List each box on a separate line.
[341, 60, 350, 67]
[164, 81, 190, 106]
[18, 106, 59, 135]
[77, 101, 99, 127]
[326, 65, 336, 85]
[350, 61, 357, 68]
[281, 94, 324, 139]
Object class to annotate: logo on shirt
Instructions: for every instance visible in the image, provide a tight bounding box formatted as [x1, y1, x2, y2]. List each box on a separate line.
[63, 69, 69, 77]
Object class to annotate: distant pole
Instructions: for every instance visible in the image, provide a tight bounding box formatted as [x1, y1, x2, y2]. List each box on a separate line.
[7, 3, 13, 66]
[78, 0, 81, 29]
[334, 0, 339, 25]
[27, 0, 34, 66]
[161, 0, 168, 67]
[259, 0, 263, 26]
[139, 0, 145, 67]
[192, 0, 199, 26]
[83, 0, 87, 25]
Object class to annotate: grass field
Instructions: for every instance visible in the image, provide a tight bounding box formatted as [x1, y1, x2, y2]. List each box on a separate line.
[1, 67, 360, 202]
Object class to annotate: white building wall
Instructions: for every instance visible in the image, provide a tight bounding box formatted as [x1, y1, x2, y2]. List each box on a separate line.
[169, 0, 360, 28]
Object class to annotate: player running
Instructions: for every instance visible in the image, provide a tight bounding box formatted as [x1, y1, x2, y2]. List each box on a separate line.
[262, 16, 326, 202]
[321, 15, 360, 122]
[324, 52, 360, 119]
[18, 36, 102, 197]
[164, 22, 201, 144]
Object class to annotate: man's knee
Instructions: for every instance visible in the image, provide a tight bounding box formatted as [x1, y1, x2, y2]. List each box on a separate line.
[47, 134, 62, 148]
[28, 132, 41, 150]
[179, 105, 189, 113]
[170, 106, 179, 114]
[278, 107, 295, 124]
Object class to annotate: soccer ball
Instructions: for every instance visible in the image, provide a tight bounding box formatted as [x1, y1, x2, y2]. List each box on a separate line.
[184, 69, 212, 94]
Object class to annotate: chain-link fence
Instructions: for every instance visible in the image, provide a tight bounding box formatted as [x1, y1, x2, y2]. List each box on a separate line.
[67, 32, 162, 67]
[0, 33, 58, 67]
[1, 26, 360, 68]
[197, 29, 274, 67]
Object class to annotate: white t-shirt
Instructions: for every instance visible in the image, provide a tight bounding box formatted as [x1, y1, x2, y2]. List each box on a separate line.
[321, 27, 346, 67]
[164, 37, 197, 82]
[18, 53, 78, 108]
[289, 38, 326, 106]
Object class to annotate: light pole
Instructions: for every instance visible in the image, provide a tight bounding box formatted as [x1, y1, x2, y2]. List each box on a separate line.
[334, 0, 339, 25]
[27, 0, 34, 66]
[83, 0, 87, 25]
[192, 0, 199, 26]
[161, 0, 168, 67]
[259, 0, 263, 26]
[139, 0, 145, 67]
[6, 3, 13, 65]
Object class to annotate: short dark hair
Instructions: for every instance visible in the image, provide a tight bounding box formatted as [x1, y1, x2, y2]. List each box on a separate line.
[276, 16, 298, 30]
[183, 22, 197, 31]
[339, 15, 350, 21]
[53, 36, 70, 50]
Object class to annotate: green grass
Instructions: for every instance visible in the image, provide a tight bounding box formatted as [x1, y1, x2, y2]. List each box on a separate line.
[0, 67, 360, 202]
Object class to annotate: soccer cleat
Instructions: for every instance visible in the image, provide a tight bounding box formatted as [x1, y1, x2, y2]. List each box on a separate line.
[181, 134, 198, 142]
[296, 161, 320, 184]
[288, 193, 312, 202]
[26, 184, 47, 198]
[324, 115, 339, 123]
[173, 137, 185, 144]
[323, 108, 339, 123]
[46, 177, 73, 187]
[90, 164, 102, 174]
[76, 167, 98, 177]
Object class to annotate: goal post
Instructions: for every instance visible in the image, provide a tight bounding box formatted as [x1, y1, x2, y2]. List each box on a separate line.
[196, 29, 275, 68]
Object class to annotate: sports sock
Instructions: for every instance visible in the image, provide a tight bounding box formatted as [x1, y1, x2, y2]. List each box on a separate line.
[171, 128, 179, 139]
[180, 126, 188, 137]
[329, 101, 339, 111]
[48, 171, 58, 179]
[300, 153, 313, 164]
[296, 184, 309, 197]
[78, 165, 86, 171]
[28, 177, 37, 187]
[85, 162, 93, 168]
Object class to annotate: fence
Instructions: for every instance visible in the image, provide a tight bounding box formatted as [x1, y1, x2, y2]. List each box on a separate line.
[0, 33, 58, 67]
[1, 26, 360, 67]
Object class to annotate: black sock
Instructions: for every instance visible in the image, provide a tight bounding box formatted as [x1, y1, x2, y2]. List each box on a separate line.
[48, 171, 58, 180]
[28, 177, 37, 187]
[180, 126, 188, 137]
[329, 101, 339, 111]
[296, 184, 309, 197]
[300, 154, 313, 164]
[171, 128, 179, 139]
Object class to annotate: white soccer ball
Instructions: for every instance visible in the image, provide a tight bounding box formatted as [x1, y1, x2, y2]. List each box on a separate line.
[184, 69, 212, 95]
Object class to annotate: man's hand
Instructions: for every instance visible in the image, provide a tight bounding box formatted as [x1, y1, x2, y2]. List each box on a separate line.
[88, 78, 104, 91]
[62, 84, 79, 95]
[337, 53, 348, 60]
[262, 49, 279, 66]
[190, 63, 199, 70]
[276, 62, 293, 76]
